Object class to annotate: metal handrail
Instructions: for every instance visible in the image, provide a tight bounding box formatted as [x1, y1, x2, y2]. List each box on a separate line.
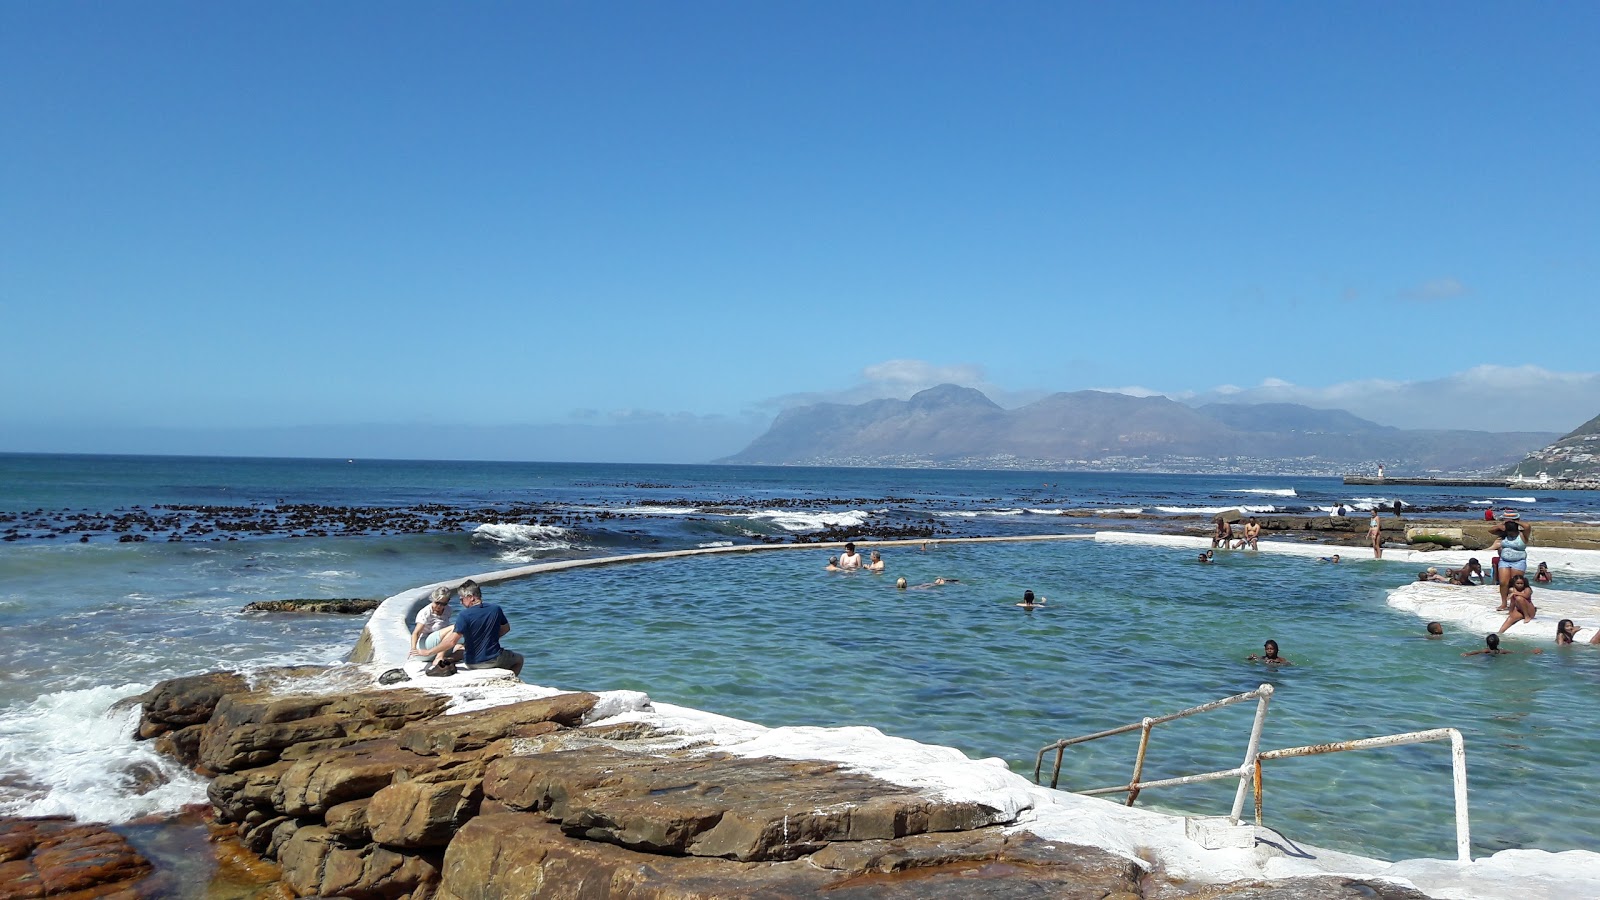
[1033, 684, 1274, 812]
[1033, 688, 1473, 863]
[1254, 728, 1471, 863]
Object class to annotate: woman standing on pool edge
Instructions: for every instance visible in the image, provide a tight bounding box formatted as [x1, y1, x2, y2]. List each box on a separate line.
[1489, 511, 1532, 611]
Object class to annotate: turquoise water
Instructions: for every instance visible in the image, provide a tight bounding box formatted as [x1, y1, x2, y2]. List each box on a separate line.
[486, 540, 1600, 862]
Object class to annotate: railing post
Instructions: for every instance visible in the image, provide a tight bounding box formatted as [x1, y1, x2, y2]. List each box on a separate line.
[1050, 744, 1066, 790]
[1229, 684, 1273, 822]
[1449, 729, 1471, 863]
[1253, 759, 1263, 825]
[1126, 718, 1154, 806]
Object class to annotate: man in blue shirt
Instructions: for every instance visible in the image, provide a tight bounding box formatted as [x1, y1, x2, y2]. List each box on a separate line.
[426, 579, 524, 677]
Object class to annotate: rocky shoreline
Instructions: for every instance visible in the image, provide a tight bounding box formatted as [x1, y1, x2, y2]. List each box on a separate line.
[0, 664, 1444, 900]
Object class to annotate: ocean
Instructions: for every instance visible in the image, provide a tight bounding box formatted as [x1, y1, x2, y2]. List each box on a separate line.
[2, 452, 1599, 870]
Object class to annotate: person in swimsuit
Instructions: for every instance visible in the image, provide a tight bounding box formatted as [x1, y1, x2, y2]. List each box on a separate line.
[1016, 589, 1045, 609]
[838, 542, 864, 571]
[825, 556, 842, 572]
[1368, 509, 1383, 559]
[1556, 619, 1579, 645]
[1498, 573, 1537, 634]
[1211, 517, 1234, 549]
[1198, 550, 1215, 564]
[867, 550, 885, 572]
[1248, 639, 1291, 665]
[1446, 558, 1484, 585]
[1488, 513, 1532, 610]
[1535, 562, 1552, 583]
[1242, 518, 1261, 550]
[1318, 554, 1341, 563]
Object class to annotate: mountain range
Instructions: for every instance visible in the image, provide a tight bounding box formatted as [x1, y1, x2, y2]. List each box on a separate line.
[719, 385, 1562, 475]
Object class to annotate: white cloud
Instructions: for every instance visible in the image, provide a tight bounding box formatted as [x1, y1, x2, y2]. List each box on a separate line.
[1087, 385, 1165, 398]
[762, 359, 1029, 409]
[1190, 367, 1600, 433]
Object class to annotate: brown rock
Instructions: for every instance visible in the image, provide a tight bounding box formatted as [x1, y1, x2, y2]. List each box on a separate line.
[438, 814, 1156, 900]
[368, 780, 481, 848]
[484, 747, 1011, 862]
[271, 739, 435, 817]
[0, 816, 153, 900]
[277, 825, 440, 900]
[324, 798, 372, 844]
[397, 693, 596, 756]
[1160, 874, 1435, 899]
[134, 671, 249, 734]
[199, 689, 447, 774]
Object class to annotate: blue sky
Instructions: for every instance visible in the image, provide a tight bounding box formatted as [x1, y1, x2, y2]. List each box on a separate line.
[4, 2, 1597, 461]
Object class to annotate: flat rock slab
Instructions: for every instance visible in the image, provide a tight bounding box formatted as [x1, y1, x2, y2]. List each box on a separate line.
[0, 816, 154, 900]
[484, 746, 1011, 862]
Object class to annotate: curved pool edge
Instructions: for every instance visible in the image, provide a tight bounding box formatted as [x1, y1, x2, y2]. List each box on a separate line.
[341, 532, 1600, 899]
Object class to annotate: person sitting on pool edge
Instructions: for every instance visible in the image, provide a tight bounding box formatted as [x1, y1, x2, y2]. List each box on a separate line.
[1248, 639, 1291, 665]
[1498, 573, 1537, 634]
[423, 580, 524, 677]
[409, 586, 458, 659]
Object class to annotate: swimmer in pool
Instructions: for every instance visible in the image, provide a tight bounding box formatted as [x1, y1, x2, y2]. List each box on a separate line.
[1318, 554, 1341, 563]
[1446, 559, 1484, 585]
[1247, 639, 1292, 665]
[1198, 550, 1215, 564]
[1463, 632, 1540, 656]
[1426, 622, 1444, 638]
[1556, 619, 1579, 645]
[825, 556, 841, 572]
[867, 550, 886, 572]
[896, 577, 908, 590]
[1535, 562, 1552, 584]
[1016, 589, 1045, 609]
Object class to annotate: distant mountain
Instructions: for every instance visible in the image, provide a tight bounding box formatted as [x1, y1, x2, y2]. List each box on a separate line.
[718, 386, 1559, 475]
[1507, 412, 1600, 480]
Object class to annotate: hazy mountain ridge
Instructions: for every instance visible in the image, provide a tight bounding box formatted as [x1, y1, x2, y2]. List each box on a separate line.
[1508, 412, 1600, 480]
[720, 386, 1560, 474]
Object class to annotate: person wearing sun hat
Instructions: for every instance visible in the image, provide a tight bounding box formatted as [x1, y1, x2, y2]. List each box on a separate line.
[1488, 510, 1532, 611]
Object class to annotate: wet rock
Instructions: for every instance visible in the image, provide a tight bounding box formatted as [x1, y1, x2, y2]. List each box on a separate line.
[134, 671, 249, 736]
[396, 693, 596, 756]
[483, 747, 1012, 862]
[0, 815, 153, 899]
[241, 599, 382, 614]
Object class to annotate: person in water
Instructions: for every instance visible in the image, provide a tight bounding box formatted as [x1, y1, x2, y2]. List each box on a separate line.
[1447, 559, 1484, 585]
[1318, 554, 1341, 563]
[1198, 550, 1215, 564]
[1498, 573, 1537, 634]
[896, 577, 908, 590]
[867, 550, 886, 572]
[1535, 561, 1552, 583]
[1016, 589, 1045, 609]
[1488, 512, 1532, 610]
[1418, 567, 1447, 583]
[838, 542, 865, 571]
[1556, 619, 1580, 645]
[1248, 639, 1291, 665]
[825, 556, 842, 572]
[1426, 622, 1444, 637]
[1463, 632, 1540, 656]
[909, 577, 957, 589]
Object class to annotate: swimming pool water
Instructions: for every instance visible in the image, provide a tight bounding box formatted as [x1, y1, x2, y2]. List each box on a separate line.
[486, 540, 1600, 862]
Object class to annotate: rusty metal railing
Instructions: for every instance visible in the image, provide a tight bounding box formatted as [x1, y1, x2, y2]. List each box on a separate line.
[1033, 684, 1274, 815]
[1033, 688, 1473, 863]
[1253, 727, 1470, 863]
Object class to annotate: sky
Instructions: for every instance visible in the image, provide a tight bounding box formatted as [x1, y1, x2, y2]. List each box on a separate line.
[3, 2, 1597, 462]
